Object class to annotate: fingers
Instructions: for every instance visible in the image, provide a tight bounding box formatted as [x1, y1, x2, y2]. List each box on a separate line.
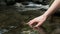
[34, 22, 43, 30]
[28, 19, 36, 28]
[35, 22, 41, 27]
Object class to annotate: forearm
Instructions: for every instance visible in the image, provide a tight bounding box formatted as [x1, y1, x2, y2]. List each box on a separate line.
[43, 0, 60, 17]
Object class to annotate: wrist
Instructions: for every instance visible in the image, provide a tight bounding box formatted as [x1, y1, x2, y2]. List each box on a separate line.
[42, 14, 49, 18]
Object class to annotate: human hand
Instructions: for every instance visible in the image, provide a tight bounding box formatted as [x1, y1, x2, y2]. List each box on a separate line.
[27, 15, 47, 30]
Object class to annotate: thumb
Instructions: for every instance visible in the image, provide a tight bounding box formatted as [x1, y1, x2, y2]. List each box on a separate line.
[35, 22, 42, 27]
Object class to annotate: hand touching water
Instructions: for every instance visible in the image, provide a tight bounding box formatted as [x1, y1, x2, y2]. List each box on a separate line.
[28, 15, 47, 30]
[27, 0, 60, 30]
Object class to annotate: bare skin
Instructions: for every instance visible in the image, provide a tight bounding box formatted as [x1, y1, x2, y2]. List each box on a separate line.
[28, 0, 60, 30]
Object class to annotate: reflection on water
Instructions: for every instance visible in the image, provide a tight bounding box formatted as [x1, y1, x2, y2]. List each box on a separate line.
[0, 27, 40, 34]
[0, 29, 8, 34]
[0, 26, 17, 34]
[21, 30, 39, 34]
